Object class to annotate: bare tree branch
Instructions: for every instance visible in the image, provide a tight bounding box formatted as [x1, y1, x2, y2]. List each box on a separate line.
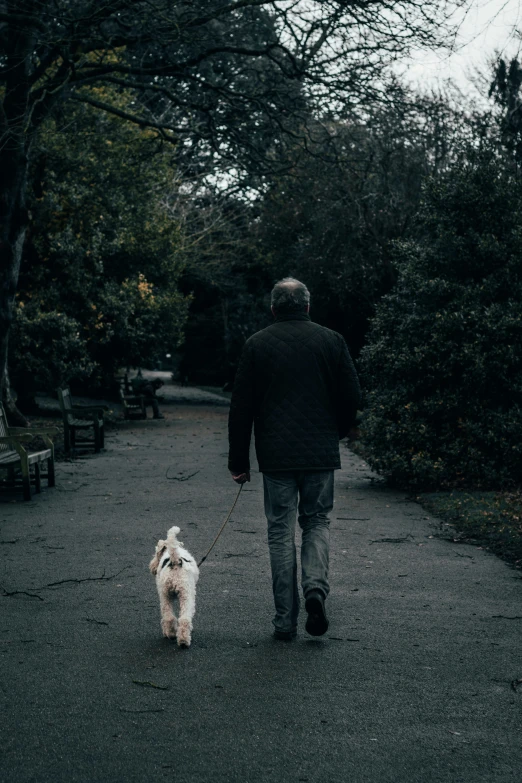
[71, 91, 179, 140]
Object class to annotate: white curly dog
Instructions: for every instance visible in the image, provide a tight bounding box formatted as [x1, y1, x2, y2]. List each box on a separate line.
[149, 526, 199, 647]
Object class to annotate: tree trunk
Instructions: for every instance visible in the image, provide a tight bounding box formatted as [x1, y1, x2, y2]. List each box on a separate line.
[0, 5, 40, 424]
[0, 147, 30, 425]
[2, 349, 29, 427]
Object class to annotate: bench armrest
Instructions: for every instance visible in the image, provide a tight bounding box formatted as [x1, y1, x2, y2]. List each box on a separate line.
[0, 434, 54, 458]
[0, 436, 29, 459]
[0, 434, 32, 445]
[9, 427, 59, 437]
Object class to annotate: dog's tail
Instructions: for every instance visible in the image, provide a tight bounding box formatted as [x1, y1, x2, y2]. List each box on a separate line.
[166, 525, 182, 557]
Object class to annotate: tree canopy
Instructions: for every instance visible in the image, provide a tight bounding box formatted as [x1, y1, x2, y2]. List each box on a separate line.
[0, 0, 468, 419]
[13, 95, 189, 407]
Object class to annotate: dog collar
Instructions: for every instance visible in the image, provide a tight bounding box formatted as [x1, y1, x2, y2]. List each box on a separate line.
[161, 556, 191, 570]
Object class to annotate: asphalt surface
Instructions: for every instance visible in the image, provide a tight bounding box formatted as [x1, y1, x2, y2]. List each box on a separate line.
[1, 396, 521, 783]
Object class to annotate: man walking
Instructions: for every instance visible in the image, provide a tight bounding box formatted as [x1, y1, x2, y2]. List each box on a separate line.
[228, 278, 361, 640]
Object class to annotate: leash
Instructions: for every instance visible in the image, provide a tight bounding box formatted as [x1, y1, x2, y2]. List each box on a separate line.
[197, 483, 244, 567]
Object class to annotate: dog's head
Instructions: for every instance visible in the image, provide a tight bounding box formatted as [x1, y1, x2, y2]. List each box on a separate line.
[149, 539, 167, 575]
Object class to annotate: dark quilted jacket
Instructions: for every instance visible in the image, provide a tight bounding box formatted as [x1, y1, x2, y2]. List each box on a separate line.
[228, 313, 361, 473]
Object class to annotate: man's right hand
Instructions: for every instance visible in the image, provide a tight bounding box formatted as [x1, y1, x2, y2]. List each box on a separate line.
[231, 471, 251, 484]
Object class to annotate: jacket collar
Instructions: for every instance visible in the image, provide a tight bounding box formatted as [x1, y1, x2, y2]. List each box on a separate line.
[274, 312, 311, 323]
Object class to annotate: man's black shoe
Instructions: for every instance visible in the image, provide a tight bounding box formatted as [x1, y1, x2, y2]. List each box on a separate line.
[305, 591, 329, 636]
[273, 629, 297, 641]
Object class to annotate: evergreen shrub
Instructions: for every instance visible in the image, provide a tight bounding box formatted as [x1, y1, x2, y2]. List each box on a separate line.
[360, 152, 522, 489]
[11, 305, 94, 403]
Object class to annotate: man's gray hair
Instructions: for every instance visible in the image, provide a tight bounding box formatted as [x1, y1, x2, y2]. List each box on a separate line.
[271, 277, 310, 314]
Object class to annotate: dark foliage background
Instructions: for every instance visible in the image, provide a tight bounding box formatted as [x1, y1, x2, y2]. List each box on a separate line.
[0, 0, 467, 419]
[360, 151, 522, 489]
[6, 2, 522, 492]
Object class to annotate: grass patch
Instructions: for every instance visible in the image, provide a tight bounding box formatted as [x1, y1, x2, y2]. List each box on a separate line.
[418, 490, 522, 569]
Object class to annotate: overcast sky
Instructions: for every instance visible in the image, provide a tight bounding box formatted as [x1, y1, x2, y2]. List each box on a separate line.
[402, 0, 522, 91]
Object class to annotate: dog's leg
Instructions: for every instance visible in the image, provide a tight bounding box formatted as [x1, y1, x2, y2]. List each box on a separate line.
[159, 591, 177, 639]
[176, 585, 196, 647]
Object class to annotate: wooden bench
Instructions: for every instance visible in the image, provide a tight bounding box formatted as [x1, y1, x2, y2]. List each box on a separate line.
[118, 374, 146, 420]
[0, 404, 58, 501]
[57, 387, 105, 453]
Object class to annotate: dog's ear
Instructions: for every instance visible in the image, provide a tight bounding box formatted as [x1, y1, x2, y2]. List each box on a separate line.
[149, 542, 166, 575]
[149, 554, 159, 575]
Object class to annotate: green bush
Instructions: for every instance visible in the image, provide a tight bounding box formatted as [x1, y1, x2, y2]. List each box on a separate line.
[11, 304, 95, 400]
[360, 151, 522, 489]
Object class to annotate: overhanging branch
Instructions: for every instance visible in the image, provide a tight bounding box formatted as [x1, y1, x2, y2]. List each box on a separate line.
[71, 92, 179, 142]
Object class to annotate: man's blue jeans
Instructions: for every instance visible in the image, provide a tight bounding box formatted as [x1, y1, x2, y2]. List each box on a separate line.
[262, 470, 334, 633]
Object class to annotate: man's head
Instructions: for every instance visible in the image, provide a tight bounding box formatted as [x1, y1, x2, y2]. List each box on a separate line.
[270, 277, 310, 317]
[151, 379, 164, 390]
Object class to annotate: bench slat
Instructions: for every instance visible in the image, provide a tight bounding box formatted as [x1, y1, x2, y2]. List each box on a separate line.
[0, 449, 51, 466]
[0, 453, 21, 465]
[27, 449, 52, 464]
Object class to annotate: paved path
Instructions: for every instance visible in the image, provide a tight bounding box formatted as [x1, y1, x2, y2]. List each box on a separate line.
[1, 403, 521, 782]
[35, 372, 230, 418]
[142, 371, 231, 405]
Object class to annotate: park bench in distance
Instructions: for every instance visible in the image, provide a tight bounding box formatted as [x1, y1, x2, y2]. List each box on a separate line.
[0, 404, 57, 501]
[57, 387, 105, 454]
[118, 374, 147, 420]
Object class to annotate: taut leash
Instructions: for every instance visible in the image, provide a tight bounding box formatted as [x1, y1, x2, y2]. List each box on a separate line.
[197, 483, 244, 567]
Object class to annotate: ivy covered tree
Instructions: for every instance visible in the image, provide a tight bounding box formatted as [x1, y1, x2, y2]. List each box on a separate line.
[360, 150, 522, 489]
